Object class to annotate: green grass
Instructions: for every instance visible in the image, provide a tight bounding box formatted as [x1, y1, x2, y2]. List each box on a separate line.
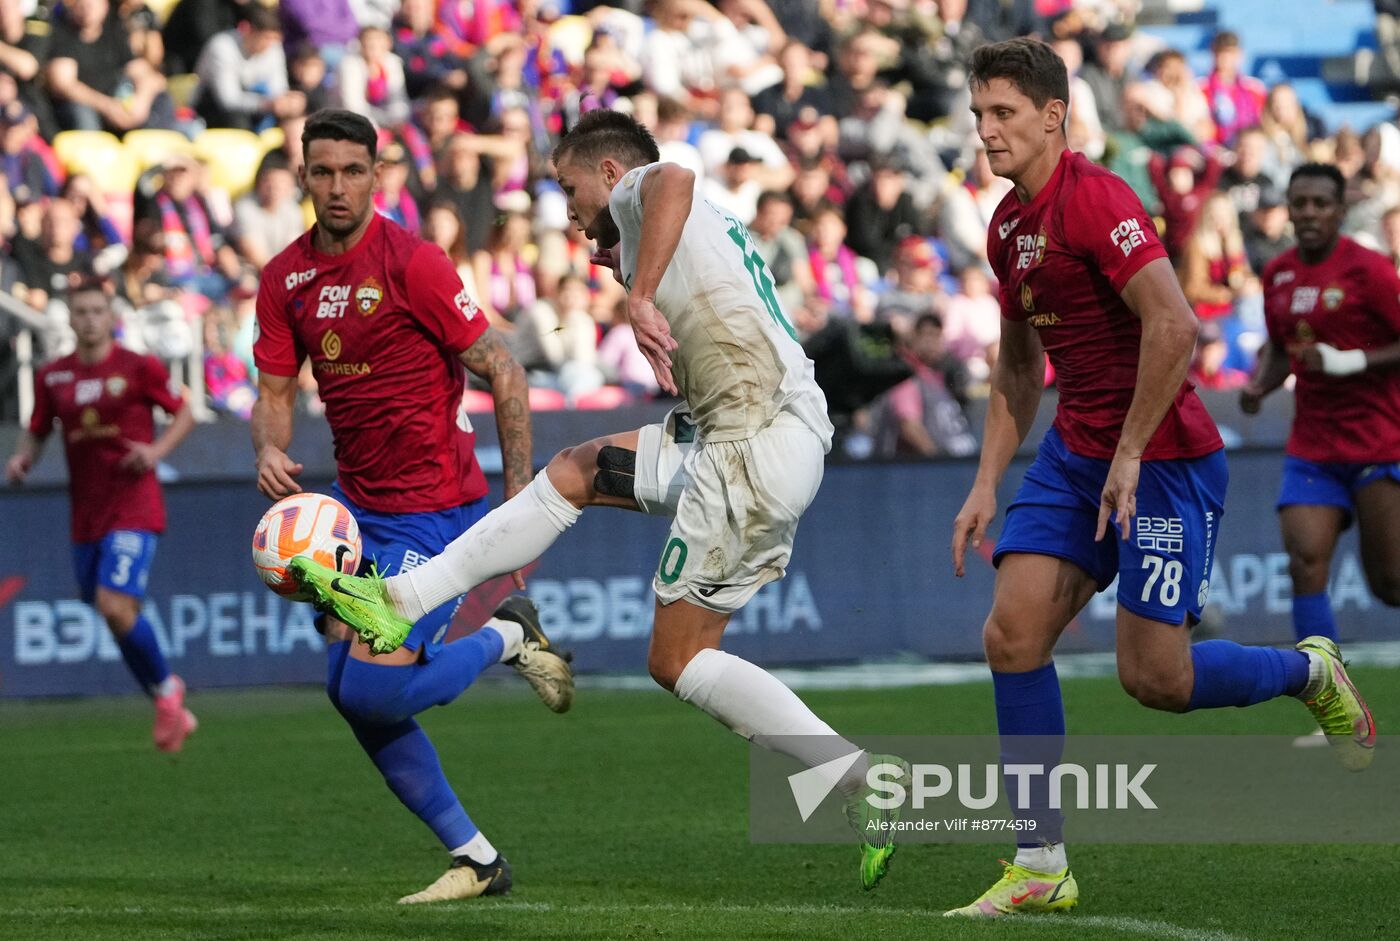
[1, 670, 1396, 940]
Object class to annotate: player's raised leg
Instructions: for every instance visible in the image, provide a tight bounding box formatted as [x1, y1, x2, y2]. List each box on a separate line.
[945, 553, 1090, 917]
[291, 431, 641, 651]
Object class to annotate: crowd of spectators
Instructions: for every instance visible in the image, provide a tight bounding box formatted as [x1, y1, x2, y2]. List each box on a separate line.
[1, 0, 1400, 458]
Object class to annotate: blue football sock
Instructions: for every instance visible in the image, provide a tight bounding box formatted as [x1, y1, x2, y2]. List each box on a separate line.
[336, 627, 504, 726]
[1187, 640, 1310, 710]
[1291, 591, 1339, 643]
[347, 716, 479, 850]
[992, 662, 1065, 847]
[116, 615, 171, 696]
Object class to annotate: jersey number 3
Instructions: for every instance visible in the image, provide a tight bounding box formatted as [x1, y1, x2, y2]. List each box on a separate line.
[725, 221, 797, 340]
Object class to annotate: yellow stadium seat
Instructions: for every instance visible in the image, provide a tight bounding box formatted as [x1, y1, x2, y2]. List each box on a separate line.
[166, 73, 200, 110]
[52, 130, 139, 195]
[122, 128, 193, 172]
[259, 126, 285, 153]
[191, 127, 265, 197]
[145, 0, 180, 26]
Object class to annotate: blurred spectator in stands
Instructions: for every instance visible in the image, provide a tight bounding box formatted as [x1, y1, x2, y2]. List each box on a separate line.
[752, 41, 834, 140]
[436, 135, 500, 255]
[1376, 0, 1400, 87]
[9, 197, 91, 356]
[289, 45, 333, 116]
[936, 146, 1012, 266]
[1104, 82, 1195, 213]
[870, 313, 977, 458]
[561, 42, 626, 127]
[1243, 186, 1293, 274]
[280, 0, 358, 69]
[195, 5, 303, 133]
[62, 175, 122, 253]
[120, 0, 164, 70]
[1182, 192, 1252, 323]
[473, 209, 537, 328]
[112, 219, 190, 360]
[47, 0, 174, 132]
[641, 0, 724, 119]
[203, 305, 255, 418]
[134, 153, 242, 303]
[710, 0, 785, 96]
[1151, 144, 1223, 263]
[421, 196, 490, 311]
[698, 88, 794, 189]
[1145, 48, 1214, 142]
[653, 97, 706, 179]
[393, 0, 469, 99]
[491, 106, 538, 199]
[1201, 30, 1265, 146]
[702, 146, 765, 225]
[779, 104, 841, 169]
[233, 151, 303, 270]
[875, 235, 946, 334]
[1187, 319, 1248, 391]
[162, 0, 243, 75]
[898, 0, 984, 123]
[596, 291, 660, 397]
[373, 142, 420, 233]
[336, 25, 411, 129]
[845, 157, 921, 272]
[438, 0, 522, 52]
[1258, 83, 1322, 172]
[807, 202, 878, 323]
[1, 102, 59, 206]
[1220, 127, 1280, 221]
[1050, 36, 1105, 159]
[0, 0, 58, 139]
[748, 190, 812, 312]
[1080, 22, 1135, 133]
[1344, 126, 1400, 246]
[943, 265, 1000, 379]
[399, 88, 464, 192]
[837, 83, 942, 206]
[828, 28, 899, 116]
[514, 273, 603, 396]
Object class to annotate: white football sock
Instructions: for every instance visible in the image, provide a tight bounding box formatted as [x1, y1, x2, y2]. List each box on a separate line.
[674, 648, 869, 798]
[482, 618, 524, 662]
[449, 831, 498, 865]
[1014, 842, 1068, 874]
[153, 676, 180, 698]
[387, 472, 582, 621]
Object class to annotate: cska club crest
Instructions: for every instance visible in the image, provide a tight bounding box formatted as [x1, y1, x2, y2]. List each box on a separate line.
[355, 277, 384, 316]
[106, 375, 127, 397]
[1322, 286, 1344, 311]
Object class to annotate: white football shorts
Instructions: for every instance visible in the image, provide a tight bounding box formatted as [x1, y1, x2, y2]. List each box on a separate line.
[634, 405, 825, 613]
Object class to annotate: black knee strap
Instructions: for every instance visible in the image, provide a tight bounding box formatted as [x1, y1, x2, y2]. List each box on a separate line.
[595, 445, 637, 499]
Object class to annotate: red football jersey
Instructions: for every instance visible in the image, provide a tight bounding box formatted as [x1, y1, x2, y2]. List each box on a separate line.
[255, 213, 490, 514]
[1262, 237, 1400, 463]
[987, 151, 1223, 460]
[29, 347, 185, 542]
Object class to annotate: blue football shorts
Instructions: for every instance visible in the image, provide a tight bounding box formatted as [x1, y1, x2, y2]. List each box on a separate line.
[332, 483, 489, 659]
[993, 427, 1228, 626]
[72, 529, 159, 604]
[1277, 455, 1400, 526]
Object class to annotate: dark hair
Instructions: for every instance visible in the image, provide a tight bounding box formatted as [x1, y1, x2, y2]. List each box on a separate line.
[302, 109, 378, 163]
[914, 312, 944, 332]
[65, 276, 109, 304]
[255, 149, 292, 182]
[1288, 162, 1346, 204]
[242, 3, 282, 33]
[1211, 30, 1240, 52]
[969, 37, 1070, 111]
[553, 108, 659, 171]
[756, 190, 793, 211]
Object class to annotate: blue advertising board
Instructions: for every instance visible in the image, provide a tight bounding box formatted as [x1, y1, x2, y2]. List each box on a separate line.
[0, 451, 1392, 698]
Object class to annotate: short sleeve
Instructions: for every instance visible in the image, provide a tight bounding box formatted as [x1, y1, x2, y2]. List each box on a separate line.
[1364, 252, 1400, 336]
[139, 354, 186, 415]
[27, 368, 53, 437]
[607, 163, 656, 237]
[253, 273, 303, 376]
[1062, 171, 1168, 293]
[404, 242, 489, 354]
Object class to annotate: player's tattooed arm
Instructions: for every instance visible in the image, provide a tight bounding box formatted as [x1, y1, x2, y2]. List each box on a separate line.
[461, 327, 533, 500]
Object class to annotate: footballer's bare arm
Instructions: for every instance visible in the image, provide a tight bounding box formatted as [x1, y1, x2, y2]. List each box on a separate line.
[460, 327, 533, 501]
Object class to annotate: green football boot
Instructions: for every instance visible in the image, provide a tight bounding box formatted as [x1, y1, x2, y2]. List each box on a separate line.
[288, 557, 412, 655]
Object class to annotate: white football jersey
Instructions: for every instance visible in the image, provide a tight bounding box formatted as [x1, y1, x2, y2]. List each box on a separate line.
[609, 162, 834, 448]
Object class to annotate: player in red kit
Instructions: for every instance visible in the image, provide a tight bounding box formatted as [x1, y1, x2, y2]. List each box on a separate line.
[250, 110, 573, 903]
[1243, 162, 1400, 665]
[945, 40, 1375, 917]
[7, 283, 196, 751]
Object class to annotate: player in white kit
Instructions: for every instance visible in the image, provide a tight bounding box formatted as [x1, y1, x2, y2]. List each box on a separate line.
[292, 109, 909, 889]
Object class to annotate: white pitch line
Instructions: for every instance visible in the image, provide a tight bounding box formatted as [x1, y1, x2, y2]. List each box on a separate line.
[2, 901, 1250, 940]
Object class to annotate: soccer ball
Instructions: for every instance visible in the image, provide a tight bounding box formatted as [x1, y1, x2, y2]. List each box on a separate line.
[252, 493, 362, 601]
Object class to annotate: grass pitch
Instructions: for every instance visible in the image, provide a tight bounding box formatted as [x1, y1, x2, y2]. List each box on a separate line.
[2, 669, 1395, 940]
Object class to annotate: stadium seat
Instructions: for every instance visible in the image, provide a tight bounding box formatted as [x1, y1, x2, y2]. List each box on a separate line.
[573, 386, 633, 410]
[259, 126, 286, 153]
[528, 387, 567, 411]
[191, 128, 265, 197]
[122, 128, 193, 172]
[462, 389, 495, 413]
[144, 0, 180, 25]
[52, 130, 139, 195]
